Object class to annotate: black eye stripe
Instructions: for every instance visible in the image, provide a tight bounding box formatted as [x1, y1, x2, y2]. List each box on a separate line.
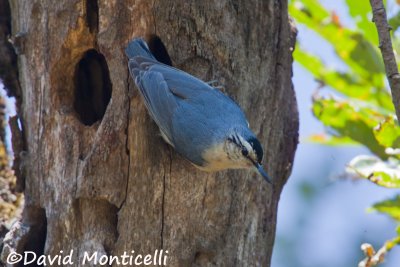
[247, 137, 263, 163]
[234, 135, 239, 144]
[228, 135, 241, 146]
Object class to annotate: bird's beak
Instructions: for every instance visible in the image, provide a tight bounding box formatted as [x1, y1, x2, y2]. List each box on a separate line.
[255, 163, 272, 184]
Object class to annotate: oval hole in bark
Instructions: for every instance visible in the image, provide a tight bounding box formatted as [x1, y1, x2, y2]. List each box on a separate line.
[86, 0, 99, 33]
[22, 206, 47, 266]
[146, 34, 172, 66]
[73, 49, 112, 126]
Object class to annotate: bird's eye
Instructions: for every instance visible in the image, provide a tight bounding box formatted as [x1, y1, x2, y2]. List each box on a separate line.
[241, 148, 248, 156]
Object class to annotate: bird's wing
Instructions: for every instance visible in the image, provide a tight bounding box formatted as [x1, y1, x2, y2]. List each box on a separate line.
[150, 64, 248, 125]
[129, 59, 177, 145]
[150, 64, 250, 121]
[142, 62, 215, 98]
[131, 56, 229, 100]
[128, 57, 249, 152]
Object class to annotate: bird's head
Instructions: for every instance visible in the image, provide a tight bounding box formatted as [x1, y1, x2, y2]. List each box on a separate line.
[225, 130, 271, 183]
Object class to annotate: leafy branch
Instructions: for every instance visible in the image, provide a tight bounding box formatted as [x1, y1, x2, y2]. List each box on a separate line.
[290, 0, 400, 266]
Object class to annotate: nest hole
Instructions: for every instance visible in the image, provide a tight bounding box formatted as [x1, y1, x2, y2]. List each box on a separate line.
[74, 49, 112, 126]
[86, 0, 99, 33]
[21, 206, 47, 267]
[146, 34, 172, 66]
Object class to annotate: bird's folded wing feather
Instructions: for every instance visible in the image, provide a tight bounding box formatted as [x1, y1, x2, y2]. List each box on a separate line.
[128, 57, 248, 149]
[129, 59, 178, 145]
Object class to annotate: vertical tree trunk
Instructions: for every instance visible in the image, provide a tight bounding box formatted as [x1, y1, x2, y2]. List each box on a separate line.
[1, 0, 298, 266]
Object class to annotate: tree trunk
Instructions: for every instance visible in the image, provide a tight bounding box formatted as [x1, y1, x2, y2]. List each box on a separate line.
[1, 0, 298, 266]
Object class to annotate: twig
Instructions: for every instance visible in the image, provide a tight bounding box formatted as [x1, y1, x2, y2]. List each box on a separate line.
[358, 237, 400, 267]
[369, 0, 400, 122]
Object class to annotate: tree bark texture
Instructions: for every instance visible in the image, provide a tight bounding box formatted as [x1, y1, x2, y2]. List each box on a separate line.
[1, 0, 298, 266]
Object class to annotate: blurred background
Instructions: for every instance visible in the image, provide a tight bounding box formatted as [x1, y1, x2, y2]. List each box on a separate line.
[272, 1, 400, 267]
[1, 1, 400, 266]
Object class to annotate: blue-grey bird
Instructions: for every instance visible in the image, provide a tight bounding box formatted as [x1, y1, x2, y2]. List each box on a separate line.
[125, 37, 271, 183]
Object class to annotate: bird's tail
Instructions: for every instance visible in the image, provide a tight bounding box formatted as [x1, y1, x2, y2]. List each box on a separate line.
[125, 38, 156, 60]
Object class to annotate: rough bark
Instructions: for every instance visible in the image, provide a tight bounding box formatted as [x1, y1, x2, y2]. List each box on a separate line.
[1, 0, 298, 266]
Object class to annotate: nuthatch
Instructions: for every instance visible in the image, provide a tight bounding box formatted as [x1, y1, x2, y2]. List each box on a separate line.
[126, 38, 271, 183]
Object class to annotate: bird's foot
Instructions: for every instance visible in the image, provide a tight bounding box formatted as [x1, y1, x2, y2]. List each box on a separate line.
[206, 80, 225, 91]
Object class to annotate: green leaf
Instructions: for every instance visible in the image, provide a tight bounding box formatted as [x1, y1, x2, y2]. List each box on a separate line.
[295, 48, 394, 111]
[393, 38, 400, 66]
[389, 10, 400, 32]
[290, 0, 385, 79]
[291, 0, 330, 21]
[373, 171, 400, 187]
[346, 155, 400, 188]
[374, 117, 400, 150]
[348, 33, 385, 74]
[385, 236, 400, 251]
[307, 133, 359, 145]
[312, 97, 388, 158]
[346, 0, 378, 43]
[370, 195, 400, 221]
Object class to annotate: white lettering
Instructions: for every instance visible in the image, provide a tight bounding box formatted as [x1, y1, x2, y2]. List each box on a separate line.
[120, 251, 130, 265]
[18, 249, 168, 265]
[98, 254, 109, 265]
[144, 254, 152, 265]
[63, 250, 74, 265]
[82, 251, 98, 264]
[164, 250, 169, 265]
[47, 254, 59, 265]
[135, 254, 142, 265]
[36, 255, 46, 265]
[24, 251, 36, 265]
[108, 255, 121, 265]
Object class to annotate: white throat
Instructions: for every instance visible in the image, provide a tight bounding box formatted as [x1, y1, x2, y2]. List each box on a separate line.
[198, 137, 253, 172]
